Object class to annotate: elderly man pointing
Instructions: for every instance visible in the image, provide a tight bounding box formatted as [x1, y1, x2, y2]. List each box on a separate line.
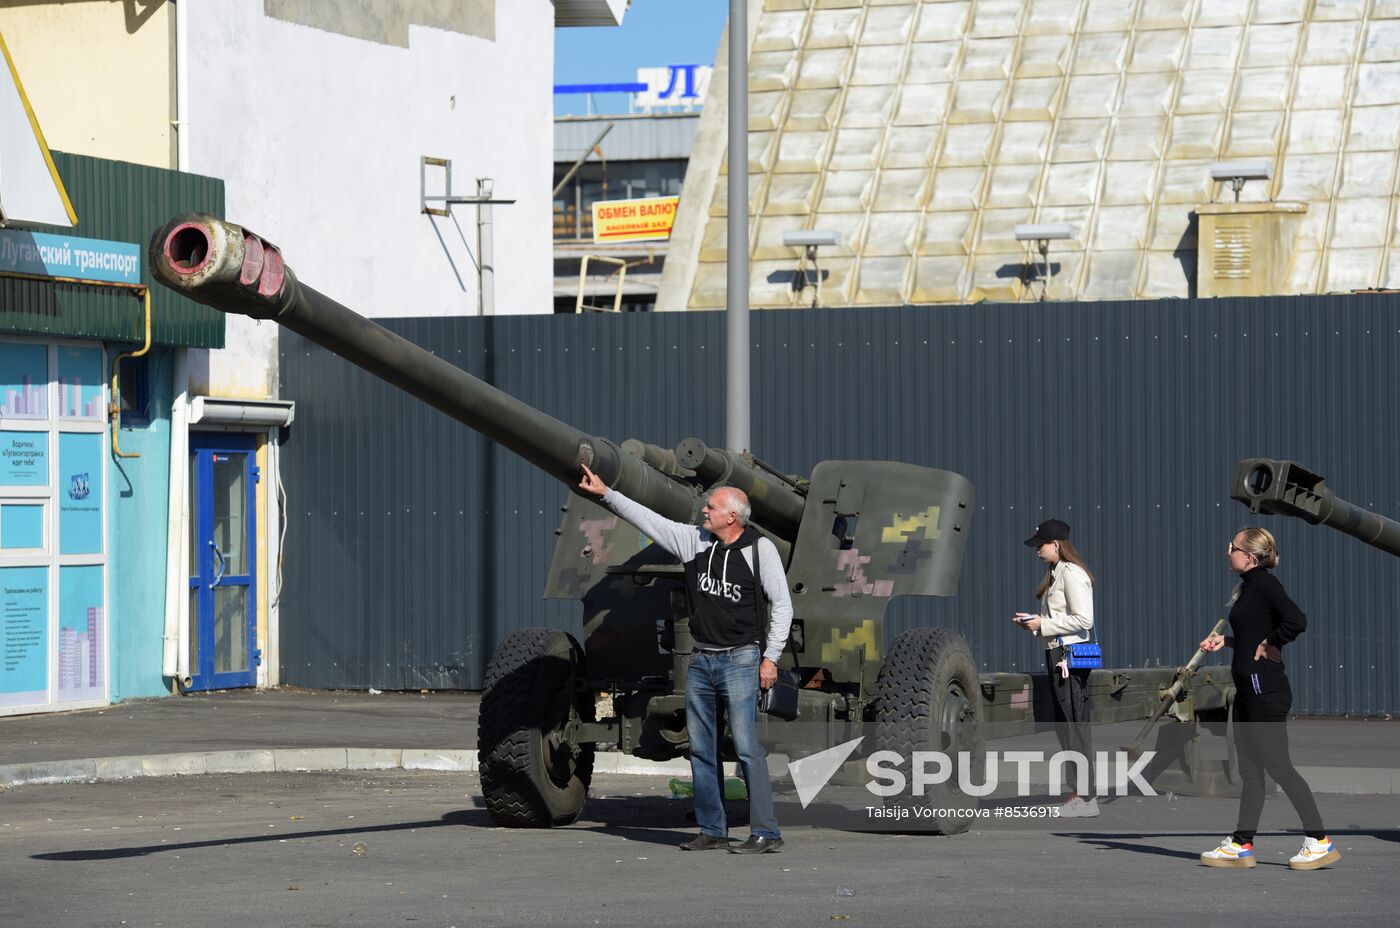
[579, 464, 791, 854]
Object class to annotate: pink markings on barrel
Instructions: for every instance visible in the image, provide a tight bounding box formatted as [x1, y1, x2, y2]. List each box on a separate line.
[239, 231, 265, 285]
[164, 222, 212, 275]
[257, 241, 286, 297]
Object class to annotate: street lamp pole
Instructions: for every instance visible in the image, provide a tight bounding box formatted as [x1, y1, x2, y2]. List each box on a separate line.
[725, 0, 750, 453]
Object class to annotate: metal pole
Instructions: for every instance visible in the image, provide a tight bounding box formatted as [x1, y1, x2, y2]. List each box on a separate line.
[477, 177, 495, 316]
[1040, 241, 1049, 302]
[726, 0, 750, 452]
[552, 123, 614, 199]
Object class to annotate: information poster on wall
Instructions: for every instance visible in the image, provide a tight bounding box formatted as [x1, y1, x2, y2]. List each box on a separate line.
[58, 565, 104, 701]
[1, 431, 48, 486]
[1, 565, 48, 708]
[0, 342, 48, 419]
[56, 346, 103, 419]
[59, 433, 102, 555]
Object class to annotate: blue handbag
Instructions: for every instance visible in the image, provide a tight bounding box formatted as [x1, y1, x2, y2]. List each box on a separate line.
[1064, 642, 1102, 669]
[1059, 629, 1102, 670]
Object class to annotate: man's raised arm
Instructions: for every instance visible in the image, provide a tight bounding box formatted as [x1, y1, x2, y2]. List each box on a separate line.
[578, 464, 703, 562]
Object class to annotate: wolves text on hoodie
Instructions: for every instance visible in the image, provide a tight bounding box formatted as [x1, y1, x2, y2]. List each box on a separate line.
[601, 488, 794, 661]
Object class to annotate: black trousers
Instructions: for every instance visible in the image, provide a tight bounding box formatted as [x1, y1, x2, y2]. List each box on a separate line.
[1232, 682, 1325, 842]
[1045, 650, 1094, 795]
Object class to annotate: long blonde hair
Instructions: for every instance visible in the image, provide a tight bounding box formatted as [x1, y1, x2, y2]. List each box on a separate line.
[1035, 539, 1095, 599]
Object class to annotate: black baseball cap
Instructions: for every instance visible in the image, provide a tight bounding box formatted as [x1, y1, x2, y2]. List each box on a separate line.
[1024, 518, 1071, 547]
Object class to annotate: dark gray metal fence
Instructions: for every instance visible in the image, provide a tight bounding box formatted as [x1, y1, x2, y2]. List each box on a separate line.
[278, 294, 1400, 715]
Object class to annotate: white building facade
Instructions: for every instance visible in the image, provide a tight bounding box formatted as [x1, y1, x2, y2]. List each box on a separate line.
[0, 0, 622, 710]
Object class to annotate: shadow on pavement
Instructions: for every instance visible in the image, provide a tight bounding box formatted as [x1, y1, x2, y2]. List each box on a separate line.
[1062, 828, 1400, 862]
[32, 809, 492, 862]
[1069, 836, 1200, 860]
[467, 790, 730, 834]
[548, 793, 715, 847]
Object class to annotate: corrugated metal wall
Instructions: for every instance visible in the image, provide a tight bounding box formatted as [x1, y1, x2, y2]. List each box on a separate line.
[279, 295, 1400, 715]
[0, 152, 225, 348]
[555, 115, 700, 161]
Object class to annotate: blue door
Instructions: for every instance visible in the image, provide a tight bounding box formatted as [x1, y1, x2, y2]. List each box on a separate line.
[187, 434, 259, 690]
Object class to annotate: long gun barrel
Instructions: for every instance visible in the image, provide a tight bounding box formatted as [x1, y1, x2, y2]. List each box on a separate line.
[1232, 458, 1400, 557]
[675, 438, 806, 540]
[149, 214, 698, 520]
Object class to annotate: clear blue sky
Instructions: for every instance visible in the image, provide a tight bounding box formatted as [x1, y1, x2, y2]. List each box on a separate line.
[554, 1, 729, 115]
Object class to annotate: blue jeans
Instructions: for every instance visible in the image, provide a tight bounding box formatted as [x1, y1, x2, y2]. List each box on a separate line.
[685, 644, 781, 840]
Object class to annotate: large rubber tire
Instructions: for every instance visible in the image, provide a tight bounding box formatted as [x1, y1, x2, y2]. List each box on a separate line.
[874, 628, 986, 835]
[478, 628, 595, 828]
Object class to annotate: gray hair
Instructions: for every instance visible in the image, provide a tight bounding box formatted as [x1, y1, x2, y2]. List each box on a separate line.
[709, 487, 752, 525]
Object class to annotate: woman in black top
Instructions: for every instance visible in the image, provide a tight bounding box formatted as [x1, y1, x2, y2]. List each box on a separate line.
[1197, 527, 1340, 871]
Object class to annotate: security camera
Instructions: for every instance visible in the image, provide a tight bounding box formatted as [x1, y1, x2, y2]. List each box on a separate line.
[783, 230, 841, 308]
[1014, 225, 1074, 303]
[1211, 161, 1273, 202]
[782, 230, 842, 248]
[1014, 224, 1074, 242]
[1210, 161, 1273, 182]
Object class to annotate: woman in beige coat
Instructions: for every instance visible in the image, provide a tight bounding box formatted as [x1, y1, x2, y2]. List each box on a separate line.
[1012, 518, 1098, 817]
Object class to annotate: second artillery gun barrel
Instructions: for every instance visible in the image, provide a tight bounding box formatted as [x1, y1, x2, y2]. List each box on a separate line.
[1232, 457, 1400, 557]
[148, 214, 807, 534]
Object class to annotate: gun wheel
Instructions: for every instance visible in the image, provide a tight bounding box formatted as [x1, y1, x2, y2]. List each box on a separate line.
[874, 628, 986, 835]
[478, 628, 595, 827]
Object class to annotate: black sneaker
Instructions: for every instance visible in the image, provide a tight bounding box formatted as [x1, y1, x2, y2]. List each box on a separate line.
[728, 835, 783, 854]
[678, 834, 732, 851]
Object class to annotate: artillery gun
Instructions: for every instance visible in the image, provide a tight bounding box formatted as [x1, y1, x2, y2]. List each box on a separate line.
[1233, 458, 1400, 556]
[149, 214, 988, 832]
[150, 213, 1256, 833]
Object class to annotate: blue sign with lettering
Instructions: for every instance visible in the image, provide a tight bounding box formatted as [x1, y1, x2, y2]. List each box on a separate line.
[556, 64, 713, 109]
[0, 229, 141, 286]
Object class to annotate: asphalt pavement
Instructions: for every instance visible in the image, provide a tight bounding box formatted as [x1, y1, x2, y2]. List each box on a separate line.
[1, 769, 1396, 928]
[3, 691, 1399, 926]
[2, 688, 1398, 793]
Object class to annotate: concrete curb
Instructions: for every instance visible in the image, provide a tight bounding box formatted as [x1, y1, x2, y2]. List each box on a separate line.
[0, 751, 1391, 794]
[1297, 764, 1400, 795]
[0, 758, 98, 787]
[0, 749, 736, 789]
[983, 766, 1400, 797]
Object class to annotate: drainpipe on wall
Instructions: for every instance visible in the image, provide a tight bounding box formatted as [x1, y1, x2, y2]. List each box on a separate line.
[161, 348, 192, 687]
[477, 177, 494, 315]
[166, 1, 191, 684]
[174, 0, 189, 170]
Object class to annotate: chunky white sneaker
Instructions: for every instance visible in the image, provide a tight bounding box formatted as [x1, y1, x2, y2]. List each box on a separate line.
[1289, 836, 1341, 871]
[1200, 837, 1257, 868]
[1058, 796, 1099, 818]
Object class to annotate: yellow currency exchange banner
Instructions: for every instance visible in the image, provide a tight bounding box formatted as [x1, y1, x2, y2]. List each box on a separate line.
[591, 196, 679, 243]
